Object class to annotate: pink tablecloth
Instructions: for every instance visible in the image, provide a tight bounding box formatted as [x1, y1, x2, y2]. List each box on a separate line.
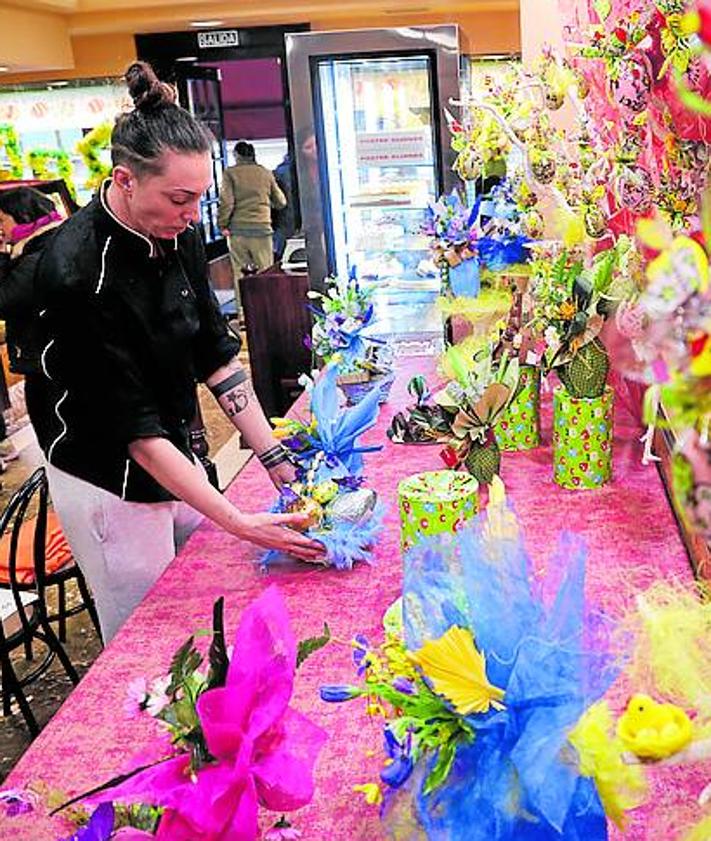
[2, 358, 708, 840]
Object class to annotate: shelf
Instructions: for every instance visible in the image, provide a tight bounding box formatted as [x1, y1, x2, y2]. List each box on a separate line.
[348, 201, 430, 210]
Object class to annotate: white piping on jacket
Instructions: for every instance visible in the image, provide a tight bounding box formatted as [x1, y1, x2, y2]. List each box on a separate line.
[95, 236, 112, 294]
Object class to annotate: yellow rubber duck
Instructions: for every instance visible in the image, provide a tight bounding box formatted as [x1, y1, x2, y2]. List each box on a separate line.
[616, 693, 693, 760]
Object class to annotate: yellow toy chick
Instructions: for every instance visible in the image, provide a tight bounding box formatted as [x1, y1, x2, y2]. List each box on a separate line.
[617, 693, 693, 760]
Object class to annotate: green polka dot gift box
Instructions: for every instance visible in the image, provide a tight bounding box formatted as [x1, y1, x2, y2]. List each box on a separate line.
[552, 386, 614, 490]
[495, 365, 541, 452]
[398, 470, 479, 553]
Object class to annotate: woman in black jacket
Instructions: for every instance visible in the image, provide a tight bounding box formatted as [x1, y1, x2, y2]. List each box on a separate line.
[36, 62, 323, 643]
[0, 187, 63, 450]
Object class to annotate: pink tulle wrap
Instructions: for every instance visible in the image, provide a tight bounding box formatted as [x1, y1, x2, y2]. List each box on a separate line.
[93, 587, 327, 840]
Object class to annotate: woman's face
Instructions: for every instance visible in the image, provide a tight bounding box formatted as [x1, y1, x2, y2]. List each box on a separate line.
[119, 150, 213, 240]
[0, 209, 17, 242]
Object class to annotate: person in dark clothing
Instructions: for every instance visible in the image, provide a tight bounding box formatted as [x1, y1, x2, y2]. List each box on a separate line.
[36, 62, 323, 642]
[0, 187, 63, 450]
[272, 152, 298, 260]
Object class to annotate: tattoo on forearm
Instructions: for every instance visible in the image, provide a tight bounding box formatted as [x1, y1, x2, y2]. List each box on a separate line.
[209, 368, 248, 399]
[221, 382, 254, 417]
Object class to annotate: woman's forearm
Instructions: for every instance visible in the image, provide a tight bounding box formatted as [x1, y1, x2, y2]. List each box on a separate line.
[206, 359, 278, 456]
[128, 437, 244, 533]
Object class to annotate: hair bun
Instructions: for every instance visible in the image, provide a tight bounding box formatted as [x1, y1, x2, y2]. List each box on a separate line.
[125, 61, 176, 111]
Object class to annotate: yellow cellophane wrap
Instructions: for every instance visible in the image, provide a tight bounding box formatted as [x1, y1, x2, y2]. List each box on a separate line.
[568, 702, 647, 829]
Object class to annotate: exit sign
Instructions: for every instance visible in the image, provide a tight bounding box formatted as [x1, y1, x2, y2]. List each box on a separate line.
[197, 30, 240, 49]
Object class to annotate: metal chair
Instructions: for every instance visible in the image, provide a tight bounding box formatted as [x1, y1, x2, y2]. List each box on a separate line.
[0, 467, 80, 736]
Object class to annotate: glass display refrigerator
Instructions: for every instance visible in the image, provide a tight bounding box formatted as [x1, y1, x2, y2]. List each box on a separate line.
[287, 25, 460, 338]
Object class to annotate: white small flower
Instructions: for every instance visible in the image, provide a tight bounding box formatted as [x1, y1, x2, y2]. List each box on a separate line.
[146, 675, 172, 717]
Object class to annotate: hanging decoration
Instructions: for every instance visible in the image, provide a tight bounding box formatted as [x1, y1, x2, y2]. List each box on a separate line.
[26, 148, 76, 200]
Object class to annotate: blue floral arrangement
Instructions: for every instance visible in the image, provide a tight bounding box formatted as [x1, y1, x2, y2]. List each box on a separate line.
[265, 365, 385, 570]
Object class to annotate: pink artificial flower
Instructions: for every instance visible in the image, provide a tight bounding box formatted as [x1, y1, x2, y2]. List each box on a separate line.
[95, 587, 327, 841]
[124, 678, 148, 719]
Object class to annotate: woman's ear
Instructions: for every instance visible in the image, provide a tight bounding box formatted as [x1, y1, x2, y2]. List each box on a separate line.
[113, 165, 134, 197]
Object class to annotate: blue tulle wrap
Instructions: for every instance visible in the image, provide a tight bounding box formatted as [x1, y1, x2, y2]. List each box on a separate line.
[449, 258, 480, 298]
[478, 235, 533, 271]
[398, 510, 617, 840]
[261, 500, 386, 571]
[301, 365, 382, 481]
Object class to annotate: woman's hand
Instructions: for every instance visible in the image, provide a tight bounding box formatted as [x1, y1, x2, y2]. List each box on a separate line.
[232, 511, 326, 562]
[267, 460, 298, 489]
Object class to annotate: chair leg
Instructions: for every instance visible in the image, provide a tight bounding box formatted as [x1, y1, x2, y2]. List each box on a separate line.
[76, 572, 102, 644]
[23, 634, 33, 662]
[36, 613, 79, 686]
[57, 579, 67, 643]
[0, 645, 39, 736]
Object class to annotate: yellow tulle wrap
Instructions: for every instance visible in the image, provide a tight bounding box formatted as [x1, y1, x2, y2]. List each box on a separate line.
[568, 702, 647, 829]
[437, 288, 512, 332]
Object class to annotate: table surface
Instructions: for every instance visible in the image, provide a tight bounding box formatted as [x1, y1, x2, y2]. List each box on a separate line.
[2, 358, 709, 840]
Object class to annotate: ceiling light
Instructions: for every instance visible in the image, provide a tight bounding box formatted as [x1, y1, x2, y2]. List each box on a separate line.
[0, 67, 9, 73]
[176, 56, 198, 62]
[190, 20, 224, 27]
[48, 80, 69, 87]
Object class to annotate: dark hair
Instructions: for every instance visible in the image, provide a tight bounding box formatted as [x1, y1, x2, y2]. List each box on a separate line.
[111, 61, 212, 176]
[234, 140, 255, 160]
[0, 187, 55, 223]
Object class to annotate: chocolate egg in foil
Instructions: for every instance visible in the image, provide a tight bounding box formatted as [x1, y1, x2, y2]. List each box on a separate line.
[326, 489, 377, 523]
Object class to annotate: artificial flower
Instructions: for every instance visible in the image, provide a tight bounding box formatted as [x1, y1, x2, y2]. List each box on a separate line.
[263, 816, 302, 841]
[91, 588, 326, 841]
[144, 676, 172, 718]
[124, 678, 148, 719]
[353, 783, 383, 806]
[60, 803, 114, 841]
[408, 626, 505, 716]
[0, 787, 38, 817]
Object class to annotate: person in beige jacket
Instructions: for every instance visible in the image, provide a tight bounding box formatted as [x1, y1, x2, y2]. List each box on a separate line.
[218, 141, 287, 318]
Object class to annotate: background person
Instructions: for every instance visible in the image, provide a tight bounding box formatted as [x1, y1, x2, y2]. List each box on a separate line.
[36, 63, 323, 643]
[0, 187, 64, 453]
[218, 141, 286, 319]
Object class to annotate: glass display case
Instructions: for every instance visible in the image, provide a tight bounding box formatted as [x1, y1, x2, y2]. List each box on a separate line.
[316, 55, 438, 287]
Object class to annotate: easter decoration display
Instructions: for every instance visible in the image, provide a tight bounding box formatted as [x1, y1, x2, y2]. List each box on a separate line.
[46, 588, 327, 840]
[435, 345, 520, 484]
[75, 123, 112, 191]
[529, 246, 621, 489]
[265, 365, 385, 570]
[387, 375, 454, 445]
[306, 273, 393, 405]
[0, 123, 24, 180]
[321, 482, 646, 840]
[26, 148, 76, 201]
[421, 191, 481, 298]
[611, 215, 711, 540]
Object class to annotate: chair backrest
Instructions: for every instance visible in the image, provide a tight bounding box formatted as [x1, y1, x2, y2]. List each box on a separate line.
[0, 467, 48, 644]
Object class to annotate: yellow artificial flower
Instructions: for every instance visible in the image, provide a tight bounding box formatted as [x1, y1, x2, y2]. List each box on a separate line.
[559, 301, 577, 320]
[409, 626, 505, 716]
[353, 783, 383, 806]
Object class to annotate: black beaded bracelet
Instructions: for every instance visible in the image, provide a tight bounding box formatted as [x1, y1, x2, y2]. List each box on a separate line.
[258, 444, 290, 469]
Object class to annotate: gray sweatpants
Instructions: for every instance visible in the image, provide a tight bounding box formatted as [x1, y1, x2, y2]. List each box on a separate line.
[47, 463, 203, 644]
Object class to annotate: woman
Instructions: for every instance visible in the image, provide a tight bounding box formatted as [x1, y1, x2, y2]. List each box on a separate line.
[36, 62, 323, 643]
[0, 187, 63, 450]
